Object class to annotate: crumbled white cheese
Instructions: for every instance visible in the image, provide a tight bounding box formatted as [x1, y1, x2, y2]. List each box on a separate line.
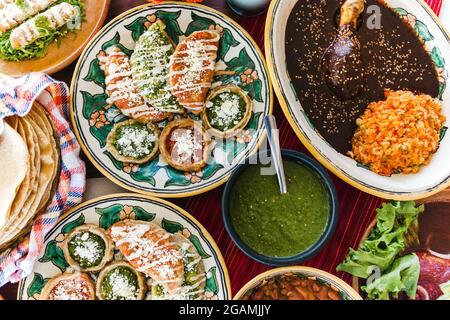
[107, 269, 138, 300]
[115, 125, 156, 159]
[207, 92, 243, 130]
[72, 232, 102, 265]
[49, 278, 90, 300]
[170, 128, 203, 164]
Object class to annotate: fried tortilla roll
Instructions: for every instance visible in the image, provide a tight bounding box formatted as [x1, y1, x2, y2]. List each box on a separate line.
[108, 220, 185, 295]
[0, 0, 14, 10]
[150, 233, 206, 300]
[131, 21, 184, 114]
[0, 0, 58, 34]
[98, 46, 170, 122]
[9, 2, 78, 49]
[169, 30, 221, 114]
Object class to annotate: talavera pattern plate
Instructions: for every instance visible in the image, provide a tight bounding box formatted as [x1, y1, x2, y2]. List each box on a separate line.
[17, 194, 231, 300]
[70, 2, 272, 198]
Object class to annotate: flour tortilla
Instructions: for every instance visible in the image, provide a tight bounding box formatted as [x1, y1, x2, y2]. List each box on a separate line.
[18, 118, 41, 216]
[6, 119, 37, 220]
[28, 108, 58, 211]
[0, 103, 60, 249]
[0, 118, 40, 245]
[5, 116, 18, 130]
[4, 119, 32, 224]
[0, 114, 58, 247]
[29, 104, 60, 212]
[0, 123, 28, 230]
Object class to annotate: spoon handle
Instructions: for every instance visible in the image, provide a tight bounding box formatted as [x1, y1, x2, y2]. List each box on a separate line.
[264, 115, 287, 194]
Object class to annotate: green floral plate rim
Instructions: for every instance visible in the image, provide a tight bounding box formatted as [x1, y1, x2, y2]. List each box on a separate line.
[17, 193, 232, 300]
[70, 2, 273, 198]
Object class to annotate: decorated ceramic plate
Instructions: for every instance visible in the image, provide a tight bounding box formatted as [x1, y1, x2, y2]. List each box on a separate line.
[234, 266, 362, 300]
[70, 2, 272, 198]
[17, 193, 231, 300]
[0, 0, 110, 76]
[266, 0, 450, 200]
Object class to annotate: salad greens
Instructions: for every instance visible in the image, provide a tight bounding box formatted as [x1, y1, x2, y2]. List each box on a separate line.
[438, 281, 450, 300]
[337, 201, 423, 300]
[337, 201, 422, 277]
[15, 0, 28, 10]
[0, 0, 84, 62]
[362, 253, 420, 300]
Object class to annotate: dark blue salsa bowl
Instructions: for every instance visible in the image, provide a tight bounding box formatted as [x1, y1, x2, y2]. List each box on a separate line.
[222, 149, 339, 266]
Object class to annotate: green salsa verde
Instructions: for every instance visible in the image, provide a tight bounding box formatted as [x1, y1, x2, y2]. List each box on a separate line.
[206, 92, 246, 131]
[229, 160, 330, 258]
[67, 231, 106, 269]
[112, 123, 156, 159]
[101, 266, 139, 300]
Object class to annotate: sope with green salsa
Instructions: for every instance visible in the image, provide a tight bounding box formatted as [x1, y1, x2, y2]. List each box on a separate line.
[205, 91, 247, 131]
[100, 265, 141, 300]
[112, 122, 156, 159]
[67, 231, 106, 269]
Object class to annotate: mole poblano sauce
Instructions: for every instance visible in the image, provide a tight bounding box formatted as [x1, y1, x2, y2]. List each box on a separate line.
[285, 0, 439, 154]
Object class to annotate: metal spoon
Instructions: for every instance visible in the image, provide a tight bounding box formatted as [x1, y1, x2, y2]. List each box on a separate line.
[264, 115, 287, 194]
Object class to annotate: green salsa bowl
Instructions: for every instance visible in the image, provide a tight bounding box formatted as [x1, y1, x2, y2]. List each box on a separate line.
[222, 149, 338, 266]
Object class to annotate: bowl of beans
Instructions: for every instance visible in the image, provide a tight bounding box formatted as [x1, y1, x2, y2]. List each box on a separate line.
[234, 266, 362, 300]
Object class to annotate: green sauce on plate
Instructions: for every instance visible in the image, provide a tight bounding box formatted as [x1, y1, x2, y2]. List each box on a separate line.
[112, 123, 156, 159]
[67, 231, 106, 269]
[229, 160, 330, 257]
[101, 266, 139, 300]
[206, 92, 246, 131]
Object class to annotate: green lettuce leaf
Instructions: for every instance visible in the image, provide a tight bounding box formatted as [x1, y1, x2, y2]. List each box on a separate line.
[337, 201, 423, 278]
[362, 253, 420, 300]
[438, 281, 450, 300]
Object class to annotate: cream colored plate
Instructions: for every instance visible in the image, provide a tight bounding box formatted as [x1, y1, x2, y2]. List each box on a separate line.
[265, 0, 450, 200]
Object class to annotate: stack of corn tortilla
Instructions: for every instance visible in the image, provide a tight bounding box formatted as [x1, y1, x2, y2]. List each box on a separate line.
[0, 103, 60, 251]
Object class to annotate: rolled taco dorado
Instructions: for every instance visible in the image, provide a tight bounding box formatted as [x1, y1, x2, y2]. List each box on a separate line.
[0, 0, 14, 10]
[9, 2, 79, 49]
[0, 0, 59, 34]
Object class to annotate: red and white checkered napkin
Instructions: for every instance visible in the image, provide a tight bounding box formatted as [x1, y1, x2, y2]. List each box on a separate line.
[0, 73, 86, 286]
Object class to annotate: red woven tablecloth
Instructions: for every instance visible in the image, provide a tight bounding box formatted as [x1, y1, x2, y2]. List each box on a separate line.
[169, 0, 444, 296]
[0, 0, 444, 299]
